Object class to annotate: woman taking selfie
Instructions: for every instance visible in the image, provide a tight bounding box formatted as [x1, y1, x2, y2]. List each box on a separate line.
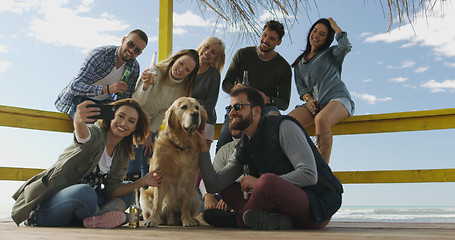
[12, 99, 163, 228]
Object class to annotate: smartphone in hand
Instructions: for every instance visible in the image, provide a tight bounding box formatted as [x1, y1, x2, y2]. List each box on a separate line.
[86, 104, 115, 120]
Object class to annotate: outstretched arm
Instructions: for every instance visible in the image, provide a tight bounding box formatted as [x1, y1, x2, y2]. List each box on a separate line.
[112, 169, 164, 197]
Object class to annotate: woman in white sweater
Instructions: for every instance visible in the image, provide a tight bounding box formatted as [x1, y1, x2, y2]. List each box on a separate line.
[128, 49, 199, 176]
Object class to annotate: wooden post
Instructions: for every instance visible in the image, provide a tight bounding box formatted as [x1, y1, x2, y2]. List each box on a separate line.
[159, 0, 173, 61]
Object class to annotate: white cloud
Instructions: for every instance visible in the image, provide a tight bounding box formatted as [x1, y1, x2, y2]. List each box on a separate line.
[0, 61, 12, 73]
[415, 66, 429, 73]
[24, 1, 130, 52]
[389, 77, 408, 83]
[173, 27, 188, 36]
[362, 79, 372, 83]
[444, 62, 455, 68]
[0, 43, 7, 53]
[259, 10, 293, 22]
[363, 1, 455, 57]
[358, 32, 372, 38]
[400, 60, 416, 68]
[174, 10, 212, 28]
[386, 59, 416, 69]
[421, 79, 455, 92]
[148, 36, 158, 43]
[351, 92, 392, 105]
[0, 0, 36, 14]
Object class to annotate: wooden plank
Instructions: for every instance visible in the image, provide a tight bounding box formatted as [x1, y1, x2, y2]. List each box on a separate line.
[1, 105, 455, 136]
[0, 167, 44, 181]
[1, 219, 455, 240]
[159, 0, 173, 61]
[4, 166, 455, 184]
[334, 168, 455, 184]
[305, 108, 455, 136]
[0, 105, 73, 133]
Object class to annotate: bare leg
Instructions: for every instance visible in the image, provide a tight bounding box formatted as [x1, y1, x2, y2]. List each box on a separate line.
[313, 101, 349, 163]
[288, 106, 315, 128]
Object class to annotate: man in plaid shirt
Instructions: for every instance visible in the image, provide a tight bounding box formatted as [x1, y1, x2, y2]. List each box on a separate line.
[55, 29, 148, 118]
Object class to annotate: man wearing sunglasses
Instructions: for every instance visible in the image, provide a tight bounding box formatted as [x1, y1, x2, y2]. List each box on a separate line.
[55, 29, 148, 118]
[196, 87, 343, 230]
[216, 20, 292, 152]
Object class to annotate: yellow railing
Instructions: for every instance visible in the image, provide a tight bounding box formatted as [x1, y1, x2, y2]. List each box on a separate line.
[1, 104, 455, 183]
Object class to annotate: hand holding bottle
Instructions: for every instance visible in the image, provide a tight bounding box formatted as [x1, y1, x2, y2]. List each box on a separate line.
[141, 70, 157, 90]
[142, 52, 158, 90]
[107, 81, 128, 95]
[116, 67, 131, 96]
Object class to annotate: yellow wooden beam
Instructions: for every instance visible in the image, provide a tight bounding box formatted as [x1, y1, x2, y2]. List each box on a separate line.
[0, 167, 44, 181]
[304, 108, 455, 136]
[334, 168, 455, 184]
[159, 0, 173, 61]
[3, 166, 455, 184]
[0, 105, 73, 133]
[1, 105, 455, 137]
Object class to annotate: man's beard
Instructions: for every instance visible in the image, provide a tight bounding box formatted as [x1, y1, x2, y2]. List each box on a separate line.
[259, 41, 273, 53]
[230, 111, 253, 131]
[259, 45, 271, 53]
[119, 46, 132, 62]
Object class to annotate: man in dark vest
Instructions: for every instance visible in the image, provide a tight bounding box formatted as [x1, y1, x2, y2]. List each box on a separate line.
[196, 87, 343, 230]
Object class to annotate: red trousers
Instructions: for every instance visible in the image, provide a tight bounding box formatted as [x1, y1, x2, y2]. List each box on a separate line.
[220, 173, 330, 229]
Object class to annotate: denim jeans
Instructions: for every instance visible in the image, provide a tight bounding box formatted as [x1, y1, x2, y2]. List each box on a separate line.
[35, 184, 132, 227]
[215, 104, 281, 152]
[126, 131, 157, 178]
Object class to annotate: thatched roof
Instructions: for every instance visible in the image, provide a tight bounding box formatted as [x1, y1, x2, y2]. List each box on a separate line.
[193, 0, 445, 42]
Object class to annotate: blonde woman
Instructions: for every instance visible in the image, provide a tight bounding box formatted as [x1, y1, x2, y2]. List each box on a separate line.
[192, 37, 226, 147]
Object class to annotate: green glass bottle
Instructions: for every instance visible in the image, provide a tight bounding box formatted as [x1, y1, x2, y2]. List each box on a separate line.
[116, 66, 131, 96]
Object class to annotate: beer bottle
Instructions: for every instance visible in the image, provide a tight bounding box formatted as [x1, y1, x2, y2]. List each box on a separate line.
[242, 70, 249, 86]
[128, 187, 141, 228]
[116, 66, 131, 96]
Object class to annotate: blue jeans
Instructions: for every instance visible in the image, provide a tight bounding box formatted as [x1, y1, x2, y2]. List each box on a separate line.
[35, 184, 132, 227]
[215, 104, 281, 152]
[127, 131, 158, 178]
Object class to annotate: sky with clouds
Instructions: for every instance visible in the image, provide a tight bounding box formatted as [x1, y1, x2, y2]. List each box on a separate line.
[0, 0, 454, 218]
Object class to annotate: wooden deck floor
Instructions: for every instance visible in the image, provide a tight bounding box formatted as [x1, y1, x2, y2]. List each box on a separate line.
[2, 218, 455, 240]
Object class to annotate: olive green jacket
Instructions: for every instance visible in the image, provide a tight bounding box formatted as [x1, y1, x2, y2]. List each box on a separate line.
[11, 125, 129, 225]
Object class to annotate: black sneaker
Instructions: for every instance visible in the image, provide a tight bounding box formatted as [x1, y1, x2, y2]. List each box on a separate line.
[202, 209, 237, 228]
[242, 209, 293, 230]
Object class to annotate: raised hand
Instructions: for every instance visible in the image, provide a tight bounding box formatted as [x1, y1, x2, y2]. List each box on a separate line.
[327, 17, 342, 34]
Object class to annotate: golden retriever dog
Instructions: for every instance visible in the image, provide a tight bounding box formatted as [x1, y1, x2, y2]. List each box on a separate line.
[141, 97, 206, 227]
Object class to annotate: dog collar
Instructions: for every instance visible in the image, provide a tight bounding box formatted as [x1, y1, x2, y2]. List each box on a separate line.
[165, 131, 191, 151]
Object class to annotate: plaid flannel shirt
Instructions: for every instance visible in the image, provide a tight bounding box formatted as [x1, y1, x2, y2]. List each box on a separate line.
[55, 45, 140, 113]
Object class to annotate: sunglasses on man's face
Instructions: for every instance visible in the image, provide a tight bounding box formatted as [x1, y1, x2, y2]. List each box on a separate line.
[126, 38, 142, 55]
[225, 103, 251, 114]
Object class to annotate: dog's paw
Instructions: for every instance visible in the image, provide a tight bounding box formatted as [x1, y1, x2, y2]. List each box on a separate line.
[144, 217, 160, 227]
[182, 217, 200, 227]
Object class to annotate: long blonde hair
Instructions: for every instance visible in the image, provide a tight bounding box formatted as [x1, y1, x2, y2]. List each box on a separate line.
[155, 49, 200, 96]
[195, 36, 226, 73]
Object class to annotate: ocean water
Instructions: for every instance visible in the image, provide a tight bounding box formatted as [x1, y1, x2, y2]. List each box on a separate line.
[332, 206, 455, 223]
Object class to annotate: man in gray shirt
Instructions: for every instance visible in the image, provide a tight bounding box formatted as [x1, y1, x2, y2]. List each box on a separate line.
[196, 87, 343, 230]
[216, 20, 292, 152]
